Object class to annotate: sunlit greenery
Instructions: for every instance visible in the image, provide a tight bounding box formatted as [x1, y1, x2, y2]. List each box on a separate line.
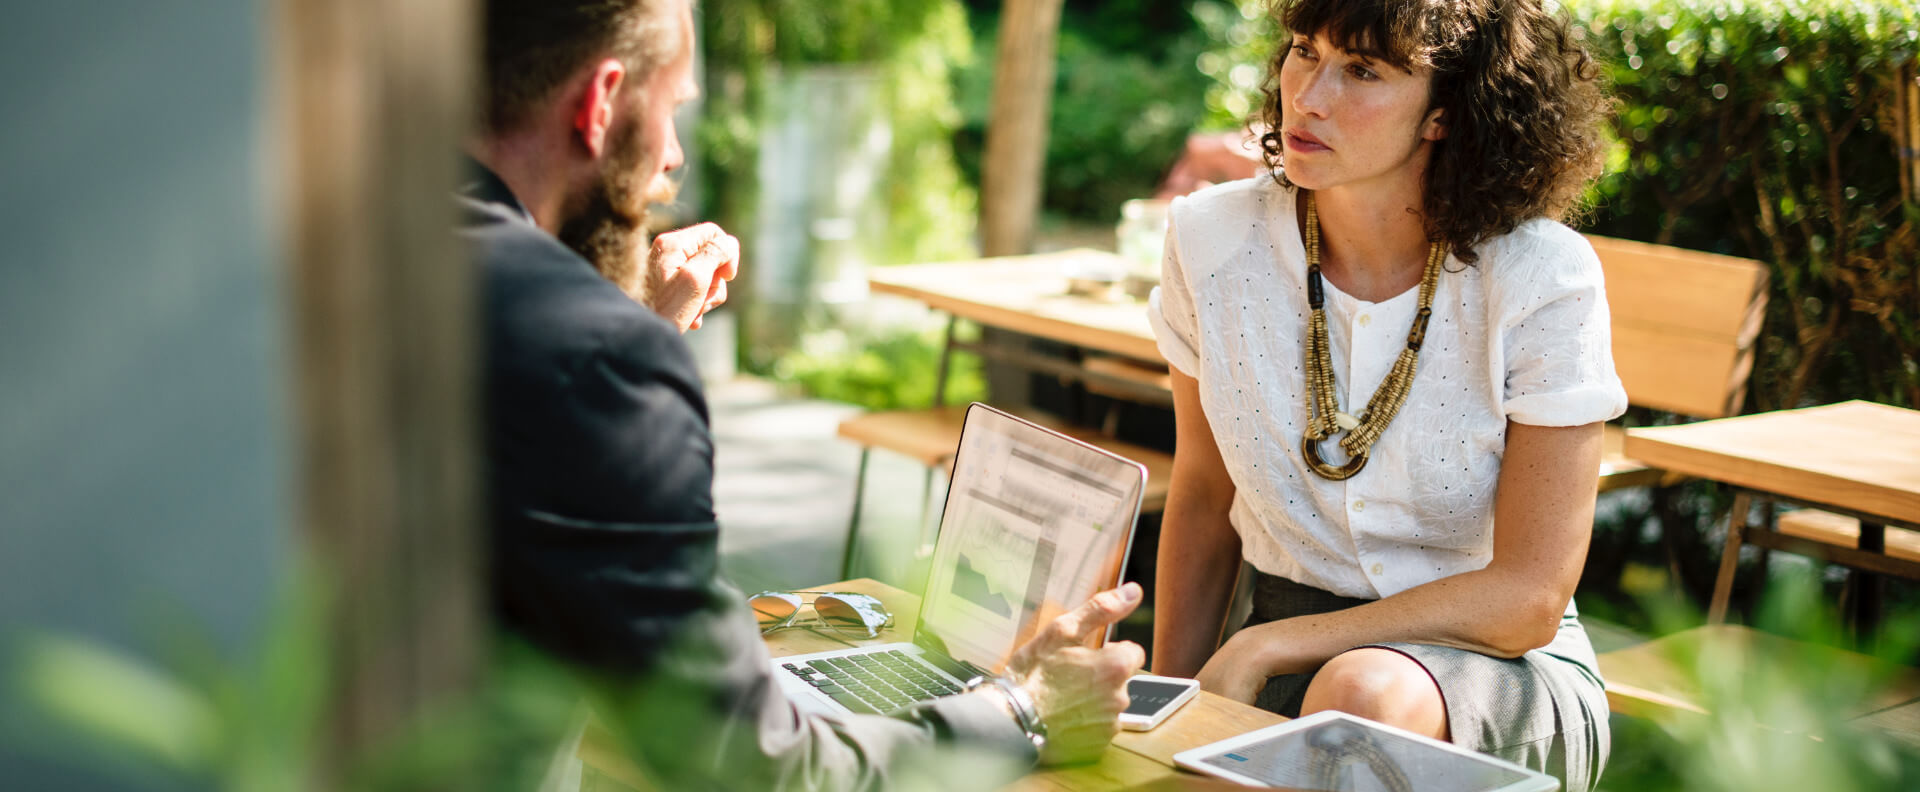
[1578, 0, 1920, 411]
[952, 1, 1215, 222]
[699, 0, 980, 268]
[774, 323, 986, 411]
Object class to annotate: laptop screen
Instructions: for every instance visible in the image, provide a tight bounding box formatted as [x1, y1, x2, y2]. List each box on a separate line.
[913, 403, 1146, 674]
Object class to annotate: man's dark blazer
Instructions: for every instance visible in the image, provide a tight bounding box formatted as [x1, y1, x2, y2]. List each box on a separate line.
[459, 165, 1031, 790]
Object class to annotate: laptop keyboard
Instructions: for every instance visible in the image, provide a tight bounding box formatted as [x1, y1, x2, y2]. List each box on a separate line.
[781, 649, 966, 714]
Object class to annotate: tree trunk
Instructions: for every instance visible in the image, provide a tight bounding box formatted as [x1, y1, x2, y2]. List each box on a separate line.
[277, 0, 482, 786]
[980, 0, 1065, 257]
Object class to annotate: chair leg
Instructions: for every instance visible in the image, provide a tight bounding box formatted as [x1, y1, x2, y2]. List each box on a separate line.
[1747, 500, 1775, 622]
[1708, 491, 1753, 624]
[1851, 521, 1887, 648]
[841, 447, 871, 581]
[1101, 399, 1122, 437]
[918, 465, 937, 548]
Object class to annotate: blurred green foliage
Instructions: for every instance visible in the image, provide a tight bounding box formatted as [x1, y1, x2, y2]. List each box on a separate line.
[1577, 0, 1920, 411]
[698, 0, 980, 269]
[12, 574, 639, 791]
[1190, 0, 1279, 131]
[953, 1, 1215, 222]
[773, 324, 986, 411]
[700, 0, 982, 400]
[1594, 573, 1920, 791]
[11, 578, 328, 790]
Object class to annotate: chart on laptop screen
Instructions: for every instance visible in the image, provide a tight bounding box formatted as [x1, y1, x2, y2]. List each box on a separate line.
[918, 407, 1142, 673]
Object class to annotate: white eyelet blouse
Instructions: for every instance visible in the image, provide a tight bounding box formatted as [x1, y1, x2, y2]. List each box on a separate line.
[1148, 177, 1627, 600]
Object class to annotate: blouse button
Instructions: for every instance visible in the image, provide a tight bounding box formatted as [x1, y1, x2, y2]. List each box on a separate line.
[1351, 500, 1365, 513]
[1370, 562, 1385, 576]
[1358, 313, 1372, 328]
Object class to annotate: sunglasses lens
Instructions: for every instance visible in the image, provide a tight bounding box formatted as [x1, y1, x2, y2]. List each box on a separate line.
[749, 593, 798, 631]
[816, 595, 877, 637]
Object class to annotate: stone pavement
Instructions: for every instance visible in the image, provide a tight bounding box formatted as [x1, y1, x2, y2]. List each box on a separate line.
[706, 376, 943, 595]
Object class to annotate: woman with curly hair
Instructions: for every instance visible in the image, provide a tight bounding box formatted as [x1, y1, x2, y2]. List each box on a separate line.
[1147, 0, 1620, 787]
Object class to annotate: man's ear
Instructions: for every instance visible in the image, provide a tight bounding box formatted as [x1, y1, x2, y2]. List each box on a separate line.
[572, 58, 627, 158]
[1422, 107, 1447, 142]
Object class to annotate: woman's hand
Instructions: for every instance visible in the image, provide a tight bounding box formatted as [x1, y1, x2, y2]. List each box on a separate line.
[1194, 628, 1275, 704]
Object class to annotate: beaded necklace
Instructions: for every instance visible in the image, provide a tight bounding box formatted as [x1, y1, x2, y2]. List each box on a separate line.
[1300, 192, 1447, 480]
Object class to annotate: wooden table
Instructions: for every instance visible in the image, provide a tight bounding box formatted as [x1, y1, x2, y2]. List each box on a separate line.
[867, 249, 1178, 413]
[579, 578, 1284, 791]
[869, 249, 1160, 364]
[1622, 400, 1920, 624]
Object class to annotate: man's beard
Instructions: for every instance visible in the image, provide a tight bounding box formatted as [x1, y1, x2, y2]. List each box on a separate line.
[557, 126, 677, 300]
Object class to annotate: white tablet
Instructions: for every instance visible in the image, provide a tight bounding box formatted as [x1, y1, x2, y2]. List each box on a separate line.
[1173, 710, 1557, 792]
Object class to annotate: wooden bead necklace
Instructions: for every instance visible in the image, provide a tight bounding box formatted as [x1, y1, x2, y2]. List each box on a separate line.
[1300, 192, 1447, 480]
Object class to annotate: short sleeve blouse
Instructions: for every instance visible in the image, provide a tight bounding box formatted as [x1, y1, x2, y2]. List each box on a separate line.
[1148, 177, 1627, 599]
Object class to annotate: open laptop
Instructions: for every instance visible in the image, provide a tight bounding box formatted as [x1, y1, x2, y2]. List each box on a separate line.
[772, 402, 1148, 715]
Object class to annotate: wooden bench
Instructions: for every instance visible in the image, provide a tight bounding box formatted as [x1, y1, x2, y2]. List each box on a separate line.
[1585, 234, 1769, 492]
[1597, 624, 1920, 747]
[1761, 507, 1920, 627]
[1775, 509, 1920, 566]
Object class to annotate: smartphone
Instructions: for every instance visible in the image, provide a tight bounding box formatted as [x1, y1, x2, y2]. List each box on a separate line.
[1119, 674, 1201, 731]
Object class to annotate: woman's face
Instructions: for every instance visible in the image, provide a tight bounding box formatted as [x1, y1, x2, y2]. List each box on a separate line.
[1276, 33, 1445, 197]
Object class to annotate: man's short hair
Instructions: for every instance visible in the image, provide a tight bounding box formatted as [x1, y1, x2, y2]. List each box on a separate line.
[481, 0, 680, 134]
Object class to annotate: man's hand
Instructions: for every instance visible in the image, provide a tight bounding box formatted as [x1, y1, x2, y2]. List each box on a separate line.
[646, 222, 739, 333]
[1005, 583, 1147, 765]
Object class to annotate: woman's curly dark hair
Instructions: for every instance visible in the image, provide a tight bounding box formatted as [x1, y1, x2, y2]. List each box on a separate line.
[1257, 0, 1610, 262]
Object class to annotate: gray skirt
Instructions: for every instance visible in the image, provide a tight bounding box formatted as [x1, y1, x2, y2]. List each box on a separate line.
[1244, 572, 1610, 792]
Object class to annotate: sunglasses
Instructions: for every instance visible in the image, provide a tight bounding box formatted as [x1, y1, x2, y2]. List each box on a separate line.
[748, 590, 896, 639]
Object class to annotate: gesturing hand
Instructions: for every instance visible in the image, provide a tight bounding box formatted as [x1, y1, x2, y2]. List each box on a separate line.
[1005, 583, 1147, 765]
[646, 222, 739, 333]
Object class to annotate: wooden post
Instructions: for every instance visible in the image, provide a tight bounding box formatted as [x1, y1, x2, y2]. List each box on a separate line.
[979, 0, 1065, 257]
[277, 0, 481, 785]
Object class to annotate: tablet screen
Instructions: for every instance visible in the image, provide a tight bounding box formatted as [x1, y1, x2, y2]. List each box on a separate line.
[915, 404, 1144, 674]
[1182, 711, 1554, 792]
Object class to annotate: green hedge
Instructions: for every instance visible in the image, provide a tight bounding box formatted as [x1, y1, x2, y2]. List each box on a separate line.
[1194, 0, 1920, 410]
[1581, 0, 1919, 411]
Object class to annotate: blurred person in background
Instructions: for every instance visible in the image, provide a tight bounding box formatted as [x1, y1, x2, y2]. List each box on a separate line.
[1149, 0, 1621, 789]
[1153, 127, 1266, 201]
[460, 0, 1146, 788]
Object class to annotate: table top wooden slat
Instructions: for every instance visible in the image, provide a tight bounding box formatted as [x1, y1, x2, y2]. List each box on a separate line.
[1003, 749, 1180, 792]
[867, 250, 1163, 363]
[1111, 692, 1284, 768]
[1622, 401, 1920, 525]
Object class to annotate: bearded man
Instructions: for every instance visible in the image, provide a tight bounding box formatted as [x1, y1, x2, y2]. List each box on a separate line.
[461, 1, 1146, 788]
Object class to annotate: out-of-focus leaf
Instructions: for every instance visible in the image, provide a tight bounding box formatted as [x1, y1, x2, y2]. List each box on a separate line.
[17, 635, 218, 770]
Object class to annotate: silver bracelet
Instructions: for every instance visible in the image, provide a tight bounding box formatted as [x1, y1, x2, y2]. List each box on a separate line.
[966, 675, 1047, 754]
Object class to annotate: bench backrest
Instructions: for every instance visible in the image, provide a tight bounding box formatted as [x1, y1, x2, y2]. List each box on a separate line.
[1585, 235, 1770, 419]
